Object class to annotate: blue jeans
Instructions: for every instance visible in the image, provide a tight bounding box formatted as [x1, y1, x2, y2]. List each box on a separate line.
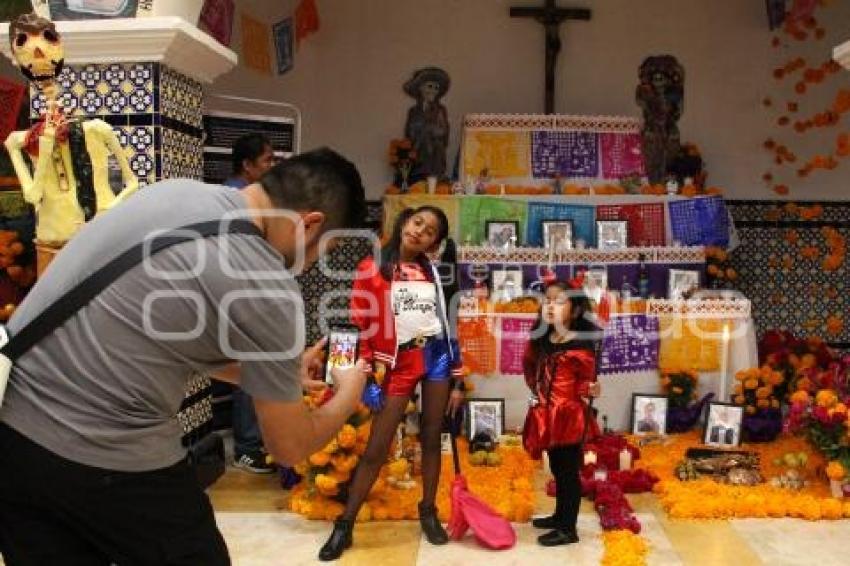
[232, 388, 263, 456]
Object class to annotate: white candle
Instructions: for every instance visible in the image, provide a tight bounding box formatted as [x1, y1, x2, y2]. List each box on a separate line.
[584, 450, 597, 466]
[619, 448, 632, 471]
[719, 322, 730, 402]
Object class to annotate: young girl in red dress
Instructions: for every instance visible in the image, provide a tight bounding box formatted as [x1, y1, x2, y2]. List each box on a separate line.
[319, 206, 464, 561]
[522, 279, 601, 546]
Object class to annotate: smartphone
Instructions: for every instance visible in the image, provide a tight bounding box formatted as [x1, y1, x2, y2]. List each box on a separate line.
[324, 325, 360, 384]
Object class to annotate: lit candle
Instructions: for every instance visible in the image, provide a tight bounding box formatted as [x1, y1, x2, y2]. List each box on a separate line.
[584, 450, 597, 466]
[619, 448, 632, 471]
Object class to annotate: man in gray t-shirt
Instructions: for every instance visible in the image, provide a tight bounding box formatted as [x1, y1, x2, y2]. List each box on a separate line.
[0, 148, 369, 565]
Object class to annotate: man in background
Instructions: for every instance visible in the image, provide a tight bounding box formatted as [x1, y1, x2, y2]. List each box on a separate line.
[224, 133, 276, 190]
[223, 132, 277, 472]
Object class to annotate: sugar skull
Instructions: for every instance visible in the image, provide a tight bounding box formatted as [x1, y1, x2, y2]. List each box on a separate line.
[9, 13, 64, 85]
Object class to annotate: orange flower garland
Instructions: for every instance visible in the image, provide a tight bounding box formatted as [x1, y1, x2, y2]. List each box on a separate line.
[290, 439, 538, 523]
[630, 431, 850, 520]
[601, 530, 649, 566]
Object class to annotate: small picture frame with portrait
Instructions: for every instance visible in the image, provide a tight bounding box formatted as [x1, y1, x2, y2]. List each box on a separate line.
[542, 220, 574, 251]
[596, 220, 628, 250]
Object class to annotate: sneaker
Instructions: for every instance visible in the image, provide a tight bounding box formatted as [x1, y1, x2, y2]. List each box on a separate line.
[234, 451, 276, 474]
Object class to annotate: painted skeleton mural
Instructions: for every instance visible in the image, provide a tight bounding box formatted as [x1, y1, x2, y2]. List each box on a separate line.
[3, 13, 138, 275]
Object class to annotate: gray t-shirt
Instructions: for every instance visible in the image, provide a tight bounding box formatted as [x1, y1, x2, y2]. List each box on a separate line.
[0, 180, 304, 471]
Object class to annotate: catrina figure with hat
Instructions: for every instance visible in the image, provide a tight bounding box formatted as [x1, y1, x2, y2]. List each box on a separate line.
[3, 13, 139, 276]
[403, 66, 450, 184]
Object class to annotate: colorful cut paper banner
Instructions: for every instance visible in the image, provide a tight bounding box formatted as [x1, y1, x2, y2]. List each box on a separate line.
[597, 314, 660, 375]
[462, 131, 531, 179]
[382, 194, 460, 242]
[668, 196, 730, 246]
[459, 197, 528, 245]
[531, 130, 599, 178]
[596, 203, 666, 247]
[241, 13, 272, 74]
[499, 317, 536, 375]
[295, 0, 321, 46]
[199, 0, 235, 46]
[526, 202, 596, 248]
[657, 316, 722, 372]
[458, 316, 498, 375]
[273, 18, 295, 75]
[599, 132, 645, 179]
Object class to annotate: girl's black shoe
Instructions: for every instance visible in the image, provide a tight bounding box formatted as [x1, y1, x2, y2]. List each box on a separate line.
[537, 528, 579, 547]
[318, 519, 354, 561]
[418, 503, 449, 545]
[531, 515, 563, 529]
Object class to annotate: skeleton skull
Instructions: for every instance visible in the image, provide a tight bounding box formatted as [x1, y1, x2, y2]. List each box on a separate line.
[9, 13, 64, 85]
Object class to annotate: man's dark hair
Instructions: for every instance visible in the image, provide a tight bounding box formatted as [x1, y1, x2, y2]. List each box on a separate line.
[232, 133, 272, 174]
[260, 147, 366, 231]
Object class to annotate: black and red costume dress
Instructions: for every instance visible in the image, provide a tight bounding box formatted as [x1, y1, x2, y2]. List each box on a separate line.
[522, 340, 599, 459]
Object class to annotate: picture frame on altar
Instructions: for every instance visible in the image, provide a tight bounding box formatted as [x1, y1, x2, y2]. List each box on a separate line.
[467, 398, 505, 441]
[583, 267, 608, 304]
[668, 269, 700, 300]
[703, 402, 743, 448]
[631, 394, 667, 436]
[491, 269, 523, 301]
[542, 220, 574, 251]
[485, 220, 519, 248]
[596, 220, 628, 250]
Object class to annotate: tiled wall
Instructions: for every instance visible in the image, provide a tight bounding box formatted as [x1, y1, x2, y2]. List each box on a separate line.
[30, 62, 204, 185]
[29, 62, 209, 440]
[727, 200, 850, 351]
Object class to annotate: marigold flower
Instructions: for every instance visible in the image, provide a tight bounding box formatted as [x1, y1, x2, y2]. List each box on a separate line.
[827, 461, 846, 481]
[745, 379, 759, 390]
[815, 389, 838, 408]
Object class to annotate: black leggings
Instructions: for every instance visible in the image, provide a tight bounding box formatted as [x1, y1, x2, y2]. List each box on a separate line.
[547, 443, 583, 530]
[340, 378, 452, 521]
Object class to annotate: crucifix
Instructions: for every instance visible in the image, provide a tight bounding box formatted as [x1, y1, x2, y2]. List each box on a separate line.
[510, 0, 591, 114]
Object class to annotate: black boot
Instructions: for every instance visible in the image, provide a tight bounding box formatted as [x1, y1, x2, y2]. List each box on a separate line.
[531, 514, 563, 529]
[418, 503, 449, 545]
[537, 528, 579, 547]
[318, 518, 354, 561]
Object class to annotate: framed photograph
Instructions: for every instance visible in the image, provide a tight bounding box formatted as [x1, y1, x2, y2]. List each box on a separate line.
[485, 220, 519, 248]
[583, 267, 608, 303]
[631, 394, 668, 436]
[542, 220, 574, 251]
[49, 0, 139, 19]
[596, 220, 628, 250]
[324, 325, 360, 384]
[467, 399, 506, 440]
[272, 18, 294, 75]
[668, 269, 700, 300]
[491, 269, 523, 299]
[703, 402, 744, 447]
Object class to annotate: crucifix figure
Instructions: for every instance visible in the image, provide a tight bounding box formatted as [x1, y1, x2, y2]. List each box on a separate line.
[510, 0, 591, 114]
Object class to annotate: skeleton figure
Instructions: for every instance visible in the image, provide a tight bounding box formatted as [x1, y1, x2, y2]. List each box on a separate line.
[636, 55, 684, 184]
[3, 13, 138, 275]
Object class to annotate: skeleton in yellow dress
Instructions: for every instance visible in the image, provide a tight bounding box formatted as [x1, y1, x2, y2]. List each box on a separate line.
[3, 14, 139, 275]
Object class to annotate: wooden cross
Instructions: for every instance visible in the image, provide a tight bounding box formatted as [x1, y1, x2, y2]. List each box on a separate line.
[510, 0, 591, 114]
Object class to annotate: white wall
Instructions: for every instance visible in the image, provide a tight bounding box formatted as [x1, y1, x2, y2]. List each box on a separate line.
[209, 0, 850, 200]
[3, 0, 849, 199]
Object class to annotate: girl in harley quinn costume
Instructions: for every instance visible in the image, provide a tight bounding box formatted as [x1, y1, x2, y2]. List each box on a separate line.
[319, 206, 464, 561]
[522, 279, 602, 547]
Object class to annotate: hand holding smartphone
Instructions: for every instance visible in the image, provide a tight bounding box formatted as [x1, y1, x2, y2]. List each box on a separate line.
[324, 325, 360, 385]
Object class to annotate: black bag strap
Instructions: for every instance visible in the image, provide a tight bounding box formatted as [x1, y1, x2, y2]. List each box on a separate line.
[2, 219, 262, 361]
